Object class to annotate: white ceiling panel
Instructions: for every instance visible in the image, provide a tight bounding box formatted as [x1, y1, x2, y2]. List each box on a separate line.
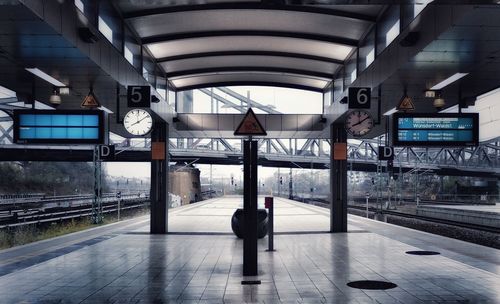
[147, 36, 353, 61]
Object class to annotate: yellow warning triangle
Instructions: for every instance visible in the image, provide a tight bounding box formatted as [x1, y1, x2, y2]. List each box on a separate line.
[397, 96, 415, 111]
[234, 108, 267, 136]
[81, 92, 101, 108]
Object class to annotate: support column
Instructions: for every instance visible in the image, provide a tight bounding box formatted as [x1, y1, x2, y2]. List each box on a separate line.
[150, 120, 169, 234]
[243, 140, 258, 276]
[330, 123, 348, 232]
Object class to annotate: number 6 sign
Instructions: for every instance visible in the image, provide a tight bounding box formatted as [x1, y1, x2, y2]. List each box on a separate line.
[127, 86, 151, 107]
[348, 87, 371, 109]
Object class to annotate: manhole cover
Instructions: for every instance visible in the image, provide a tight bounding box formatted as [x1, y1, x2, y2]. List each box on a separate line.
[406, 250, 440, 255]
[347, 280, 397, 290]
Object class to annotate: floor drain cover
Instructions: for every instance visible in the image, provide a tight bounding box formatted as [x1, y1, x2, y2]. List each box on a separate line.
[406, 250, 440, 255]
[241, 280, 261, 285]
[347, 280, 397, 290]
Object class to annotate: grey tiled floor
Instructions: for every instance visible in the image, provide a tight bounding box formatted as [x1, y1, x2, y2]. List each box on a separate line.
[0, 197, 498, 303]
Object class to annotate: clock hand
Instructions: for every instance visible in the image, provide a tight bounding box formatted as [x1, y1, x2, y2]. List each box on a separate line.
[352, 116, 370, 127]
[131, 115, 149, 126]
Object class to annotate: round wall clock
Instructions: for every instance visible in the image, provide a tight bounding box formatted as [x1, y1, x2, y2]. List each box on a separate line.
[345, 110, 374, 137]
[123, 109, 153, 136]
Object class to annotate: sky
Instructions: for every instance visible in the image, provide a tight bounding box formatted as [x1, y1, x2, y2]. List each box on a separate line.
[104, 163, 302, 181]
[191, 86, 323, 114]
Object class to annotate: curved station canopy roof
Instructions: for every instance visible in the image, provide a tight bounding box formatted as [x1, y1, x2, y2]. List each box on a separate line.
[117, 1, 383, 92]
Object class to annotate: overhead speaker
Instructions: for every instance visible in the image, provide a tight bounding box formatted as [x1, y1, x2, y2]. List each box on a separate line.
[78, 27, 100, 44]
[399, 32, 419, 47]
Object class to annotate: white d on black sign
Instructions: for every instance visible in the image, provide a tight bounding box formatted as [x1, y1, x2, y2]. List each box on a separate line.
[127, 86, 151, 108]
[348, 87, 371, 109]
[378, 146, 394, 161]
[98, 145, 115, 160]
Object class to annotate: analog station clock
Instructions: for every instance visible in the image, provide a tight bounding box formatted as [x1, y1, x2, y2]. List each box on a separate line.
[123, 109, 153, 136]
[345, 110, 374, 137]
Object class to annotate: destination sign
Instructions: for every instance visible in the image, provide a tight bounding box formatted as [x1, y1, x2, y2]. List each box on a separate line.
[393, 113, 478, 147]
[13, 110, 105, 144]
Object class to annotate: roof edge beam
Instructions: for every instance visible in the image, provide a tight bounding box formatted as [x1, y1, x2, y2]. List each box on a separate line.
[167, 67, 333, 80]
[123, 3, 376, 22]
[157, 51, 344, 65]
[142, 30, 359, 47]
[175, 81, 324, 93]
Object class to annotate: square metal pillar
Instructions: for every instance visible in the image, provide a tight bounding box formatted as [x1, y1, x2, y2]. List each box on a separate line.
[330, 123, 348, 233]
[150, 120, 169, 234]
[243, 140, 258, 276]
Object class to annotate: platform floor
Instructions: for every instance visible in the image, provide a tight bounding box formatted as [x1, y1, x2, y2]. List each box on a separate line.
[0, 196, 498, 303]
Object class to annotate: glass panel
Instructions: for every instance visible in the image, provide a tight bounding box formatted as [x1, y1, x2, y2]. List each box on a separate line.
[323, 85, 332, 110]
[359, 28, 375, 72]
[98, 16, 113, 43]
[157, 88, 166, 100]
[366, 48, 375, 68]
[344, 52, 357, 86]
[376, 5, 400, 56]
[351, 69, 357, 84]
[386, 20, 400, 47]
[414, 0, 433, 18]
[124, 45, 133, 65]
[74, 0, 84, 13]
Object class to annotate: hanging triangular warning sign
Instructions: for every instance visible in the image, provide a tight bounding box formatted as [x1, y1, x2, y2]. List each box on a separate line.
[81, 92, 101, 108]
[397, 95, 415, 112]
[234, 108, 267, 136]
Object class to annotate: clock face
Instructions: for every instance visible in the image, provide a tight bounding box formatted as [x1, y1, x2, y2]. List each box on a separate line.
[345, 110, 374, 137]
[123, 109, 153, 136]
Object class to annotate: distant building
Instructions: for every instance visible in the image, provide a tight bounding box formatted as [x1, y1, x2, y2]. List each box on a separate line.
[169, 165, 201, 205]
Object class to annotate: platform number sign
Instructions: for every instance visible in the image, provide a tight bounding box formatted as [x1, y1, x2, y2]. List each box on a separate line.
[127, 86, 151, 107]
[378, 146, 394, 161]
[348, 87, 371, 109]
[98, 144, 115, 160]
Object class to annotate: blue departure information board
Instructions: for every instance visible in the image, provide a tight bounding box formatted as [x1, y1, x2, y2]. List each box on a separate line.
[13, 110, 105, 144]
[392, 113, 478, 147]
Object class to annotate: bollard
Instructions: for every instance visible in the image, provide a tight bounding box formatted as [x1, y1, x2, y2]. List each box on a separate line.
[265, 197, 275, 251]
[365, 192, 370, 218]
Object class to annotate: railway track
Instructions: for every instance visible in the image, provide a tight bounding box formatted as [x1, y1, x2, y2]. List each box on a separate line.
[0, 194, 150, 229]
[347, 205, 500, 234]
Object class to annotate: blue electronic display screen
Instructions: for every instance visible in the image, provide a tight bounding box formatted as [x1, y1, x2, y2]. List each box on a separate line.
[13, 110, 104, 144]
[393, 113, 478, 147]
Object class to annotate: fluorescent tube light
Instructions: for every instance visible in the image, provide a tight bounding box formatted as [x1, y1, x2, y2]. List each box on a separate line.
[98, 106, 114, 114]
[25, 68, 66, 87]
[383, 107, 398, 116]
[430, 73, 468, 90]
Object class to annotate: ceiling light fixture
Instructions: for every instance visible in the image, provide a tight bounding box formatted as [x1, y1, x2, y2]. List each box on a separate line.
[383, 107, 398, 116]
[98, 106, 114, 114]
[433, 92, 445, 109]
[430, 73, 468, 90]
[26, 68, 66, 87]
[59, 87, 70, 95]
[424, 90, 436, 98]
[49, 88, 61, 107]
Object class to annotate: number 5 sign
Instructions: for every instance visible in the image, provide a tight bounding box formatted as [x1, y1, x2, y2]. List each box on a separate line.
[348, 87, 371, 109]
[127, 86, 151, 107]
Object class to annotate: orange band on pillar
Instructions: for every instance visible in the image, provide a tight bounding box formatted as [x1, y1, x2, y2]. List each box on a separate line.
[151, 142, 166, 160]
[333, 142, 347, 160]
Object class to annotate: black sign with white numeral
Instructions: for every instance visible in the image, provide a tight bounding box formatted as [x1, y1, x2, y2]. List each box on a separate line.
[348, 87, 371, 109]
[127, 86, 150, 107]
